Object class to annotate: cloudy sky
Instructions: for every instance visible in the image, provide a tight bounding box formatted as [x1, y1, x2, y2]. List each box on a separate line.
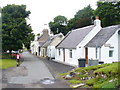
[0, 0, 98, 34]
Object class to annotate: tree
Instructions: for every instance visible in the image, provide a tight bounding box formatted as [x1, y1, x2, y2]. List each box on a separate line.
[2, 4, 35, 52]
[94, 1, 120, 27]
[75, 5, 94, 19]
[49, 15, 68, 35]
[67, 5, 94, 30]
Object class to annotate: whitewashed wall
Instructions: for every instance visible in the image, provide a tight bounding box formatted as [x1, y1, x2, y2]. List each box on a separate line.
[88, 30, 119, 63]
[55, 49, 64, 62]
[101, 30, 119, 63]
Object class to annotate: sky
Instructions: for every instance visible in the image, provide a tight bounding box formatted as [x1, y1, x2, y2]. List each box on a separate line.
[0, 0, 98, 34]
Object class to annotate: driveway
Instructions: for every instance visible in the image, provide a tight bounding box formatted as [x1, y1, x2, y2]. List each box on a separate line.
[1, 51, 74, 88]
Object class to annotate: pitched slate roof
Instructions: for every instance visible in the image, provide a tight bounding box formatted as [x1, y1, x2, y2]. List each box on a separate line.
[56, 25, 94, 49]
[38, 29, 49, 47]
[85, 25, 120, 47]
[42, 36, 55, 48]
[42, 33, 64, 48]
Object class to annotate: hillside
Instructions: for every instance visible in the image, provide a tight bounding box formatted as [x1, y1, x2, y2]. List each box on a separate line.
[60, 62, 120, 89]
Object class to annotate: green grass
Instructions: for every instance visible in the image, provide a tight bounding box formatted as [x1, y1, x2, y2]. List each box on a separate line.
[94, 62, 120, 76]
[69, 80, 82, 84]
[59, 72, 69, 76]
[61, 62, 120, 88]
[0, 59, 17, 69]
[101, 82, 116, 88]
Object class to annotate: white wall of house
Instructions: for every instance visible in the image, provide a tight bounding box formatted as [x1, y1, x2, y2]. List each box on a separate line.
[47, 46, 56, 58]
[102, 30, 119, 63]
[55, 48, 64, 62]
[76, 25, 102, 58]
[88, 30, 119, 63]
[55, 21, 102, 67]
[47, 34, 64, 58]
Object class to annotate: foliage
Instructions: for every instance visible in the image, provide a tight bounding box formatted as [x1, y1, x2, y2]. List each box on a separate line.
[2, 4, 35, 52]
[86, 78, 96, 86]
[75, 5, 94, 19]
[61, 62, 119, 88]
[69, 80, 82, 84]
[0, 59, 17, 69]
[78, 74, 88, 78]
[84, 63, 110, 71]
[49, 15, 68, 35]
[49, 5, 94, 35]
[59, 72, 69, 76]
[101, 81, 116, 88]
[94, 1, 120, 27]
[67, 5, 94, 30]
[94, 62, 120, 77]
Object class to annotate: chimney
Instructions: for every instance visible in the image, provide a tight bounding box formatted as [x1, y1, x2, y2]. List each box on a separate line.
[94, 16, 101, 27]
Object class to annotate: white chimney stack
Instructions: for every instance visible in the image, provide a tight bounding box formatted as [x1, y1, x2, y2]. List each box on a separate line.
[94, 16, 101, 27]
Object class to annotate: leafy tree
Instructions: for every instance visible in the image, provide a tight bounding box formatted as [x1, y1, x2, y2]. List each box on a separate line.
[94, 1, 120, 27]
[75, 5, 94, 19]
[49, 15, 68, 35]
[2, 4, 34, 52]
[67, 5, 94, 30]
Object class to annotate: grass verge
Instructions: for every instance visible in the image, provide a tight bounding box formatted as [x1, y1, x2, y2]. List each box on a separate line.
[0, 59, 17, 69]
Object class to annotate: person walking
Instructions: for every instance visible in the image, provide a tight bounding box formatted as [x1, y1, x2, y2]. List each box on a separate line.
[16, 53, 21, 67]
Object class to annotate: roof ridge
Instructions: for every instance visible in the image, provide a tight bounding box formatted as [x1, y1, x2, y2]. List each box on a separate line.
[72, 25, 94, 32]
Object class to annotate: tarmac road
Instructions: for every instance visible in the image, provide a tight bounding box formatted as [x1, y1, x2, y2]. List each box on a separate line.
[1, 51, 74, 89]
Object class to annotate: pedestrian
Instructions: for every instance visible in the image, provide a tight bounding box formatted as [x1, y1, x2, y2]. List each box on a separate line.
[16, 53, 20, 67]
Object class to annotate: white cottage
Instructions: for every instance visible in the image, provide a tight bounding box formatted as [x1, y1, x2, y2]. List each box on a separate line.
[30, 29, 50, 56]
[30, 35, 39, 55]
[85, 25, 120, 64]
[55, 17, 102, 67]
[42, 33, 64, 59]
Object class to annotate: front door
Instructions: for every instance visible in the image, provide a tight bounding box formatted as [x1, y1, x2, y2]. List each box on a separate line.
[85, 48, 88, 64]
[39, 47, 40, 56]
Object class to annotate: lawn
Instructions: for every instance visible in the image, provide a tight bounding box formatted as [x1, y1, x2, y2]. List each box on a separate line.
[0, 59, 17, 69]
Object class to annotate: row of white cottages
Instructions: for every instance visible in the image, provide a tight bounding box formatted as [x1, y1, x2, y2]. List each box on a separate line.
[31, 18, 120, 67]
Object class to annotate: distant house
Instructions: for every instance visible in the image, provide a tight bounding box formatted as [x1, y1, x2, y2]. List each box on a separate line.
[85, 25, 120, 63]
[30, 29, 50, 56]
[42, 33, 64, 59]
[30, 35, 39, 55]
[55, 17, 102, 67]
[37, 29, 49, 56]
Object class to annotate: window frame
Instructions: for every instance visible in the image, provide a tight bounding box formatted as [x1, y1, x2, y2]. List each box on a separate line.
[58, 49, 60, 56]
[69, 49, 72, 58]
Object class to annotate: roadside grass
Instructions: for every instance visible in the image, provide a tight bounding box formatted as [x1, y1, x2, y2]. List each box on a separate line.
[0, 59, 17, 69]
[60, 62, 120, 88]
[69, 80, 82, 84]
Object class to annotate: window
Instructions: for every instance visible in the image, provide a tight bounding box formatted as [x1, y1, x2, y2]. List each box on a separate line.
[58, 49, 60, 56]
[95, 48, 98, 59]
[109, 50, 113, 57]
[69, 50, 72, 58]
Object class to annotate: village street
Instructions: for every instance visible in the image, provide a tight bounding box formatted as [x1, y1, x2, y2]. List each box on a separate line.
[1, 51, 74, 89]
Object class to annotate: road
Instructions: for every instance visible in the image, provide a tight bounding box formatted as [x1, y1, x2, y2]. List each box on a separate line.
[1, 51, 74, 89]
